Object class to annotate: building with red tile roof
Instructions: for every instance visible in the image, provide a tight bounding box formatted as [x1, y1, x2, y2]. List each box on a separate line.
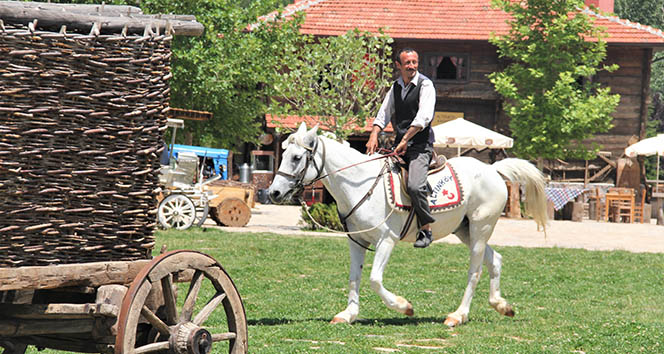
[256, 0, 663, 46]
[257, 0, 660, 187]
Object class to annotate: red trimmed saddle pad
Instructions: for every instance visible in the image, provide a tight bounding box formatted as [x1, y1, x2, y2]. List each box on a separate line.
[384, 161, 464, 213]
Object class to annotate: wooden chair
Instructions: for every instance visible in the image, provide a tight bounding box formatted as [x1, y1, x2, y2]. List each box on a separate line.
[633, 188, 648, 223]
[606, 187, 635, 223]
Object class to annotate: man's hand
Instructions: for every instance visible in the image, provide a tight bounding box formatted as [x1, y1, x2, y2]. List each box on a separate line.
[366, 126, 381, 155]
[394, 139, 408, 155]
[395, 126, 422, 155]
[366, 136, 378, 155]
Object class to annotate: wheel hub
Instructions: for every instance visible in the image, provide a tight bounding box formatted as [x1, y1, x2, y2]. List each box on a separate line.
[170, 322, 212, 354]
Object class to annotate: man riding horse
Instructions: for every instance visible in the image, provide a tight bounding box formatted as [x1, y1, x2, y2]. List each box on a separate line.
[366, 48, 436, 248]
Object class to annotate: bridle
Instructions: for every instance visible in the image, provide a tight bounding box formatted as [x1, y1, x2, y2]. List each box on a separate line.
[277, 136, 397, 191]
[275, 135, 326, 194]
[276, 135, 399, 251]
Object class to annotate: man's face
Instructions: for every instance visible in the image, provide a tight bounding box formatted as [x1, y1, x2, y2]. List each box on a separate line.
[396, 51, 419, 83]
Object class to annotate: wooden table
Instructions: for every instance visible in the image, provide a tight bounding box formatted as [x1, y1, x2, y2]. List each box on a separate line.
[604, 191, 635, 223]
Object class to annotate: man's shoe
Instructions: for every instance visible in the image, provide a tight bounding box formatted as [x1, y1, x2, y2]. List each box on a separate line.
[414, 229, 432, 248]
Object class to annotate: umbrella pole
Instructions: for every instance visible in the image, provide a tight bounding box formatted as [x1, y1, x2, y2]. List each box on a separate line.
[657, 155, 661, 191]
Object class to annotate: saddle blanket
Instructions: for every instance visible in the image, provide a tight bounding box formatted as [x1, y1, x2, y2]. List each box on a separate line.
[385, 161, 464, 213]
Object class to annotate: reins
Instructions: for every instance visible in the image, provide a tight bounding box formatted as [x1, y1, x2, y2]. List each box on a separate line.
[286, 137, 399, 252]
[308, 148, 398, 185]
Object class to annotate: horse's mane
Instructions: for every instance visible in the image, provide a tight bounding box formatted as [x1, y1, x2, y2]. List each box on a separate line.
[318, 136, 376, 163]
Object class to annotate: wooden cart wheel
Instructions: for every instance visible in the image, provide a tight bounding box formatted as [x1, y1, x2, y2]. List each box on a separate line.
[215, 198, 251, 227]
[115, 250, 247, 354]
[158, 194, 196, 230]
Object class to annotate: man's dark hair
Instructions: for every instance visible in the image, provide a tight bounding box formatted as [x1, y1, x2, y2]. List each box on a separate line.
[395, 47, 418, 63]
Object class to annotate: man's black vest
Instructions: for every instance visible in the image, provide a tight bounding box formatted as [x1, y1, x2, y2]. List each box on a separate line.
[392, 74, 434, 150]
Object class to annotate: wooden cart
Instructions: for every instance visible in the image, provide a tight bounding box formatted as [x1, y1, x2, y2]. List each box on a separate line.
[0, 250, 248, 354]
[205, 181, 256, 228]
[0, 4, 248, 353]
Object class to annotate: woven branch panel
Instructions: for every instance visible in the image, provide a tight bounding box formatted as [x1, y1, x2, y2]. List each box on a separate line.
[0, 25, 172, 267]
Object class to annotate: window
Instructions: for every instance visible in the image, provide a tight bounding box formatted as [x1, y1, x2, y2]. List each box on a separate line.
[251, 150, 274, 172]
[422, 54, 469, 82]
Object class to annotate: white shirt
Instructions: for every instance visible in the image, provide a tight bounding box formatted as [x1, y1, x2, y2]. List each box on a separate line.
[373, 71, 436, 130]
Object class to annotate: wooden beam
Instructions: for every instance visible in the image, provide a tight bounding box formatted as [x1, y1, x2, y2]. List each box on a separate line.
[0, 303, 117, 320]
[0, 260, 150, 292]
[0, 319, 93, 336]
[597, 153, 616, 168]
[589, 163, 614, 182]
[0, 2, 204, 36]
[1, 1, 143, 16]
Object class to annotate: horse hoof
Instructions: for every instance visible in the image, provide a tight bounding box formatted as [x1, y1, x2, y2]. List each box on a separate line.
[330, 317, 348, 324]
[504, 307, 515, 317]
[404, 303, 414, 317]
[444, 316, 461, 327]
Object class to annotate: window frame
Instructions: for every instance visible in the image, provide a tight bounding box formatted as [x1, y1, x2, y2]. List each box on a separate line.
[420, 52, 471, 83]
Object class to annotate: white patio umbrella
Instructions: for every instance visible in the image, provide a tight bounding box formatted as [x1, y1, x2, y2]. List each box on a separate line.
[624, 134, 664, 183]
[432, 118, 513, 156]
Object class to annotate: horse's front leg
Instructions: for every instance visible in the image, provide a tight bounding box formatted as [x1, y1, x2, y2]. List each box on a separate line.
[331, 240, 366, 324]
[369, 236, 414, 317]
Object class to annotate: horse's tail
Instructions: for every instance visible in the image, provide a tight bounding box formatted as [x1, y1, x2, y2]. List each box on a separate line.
[493, 158, 549, 232]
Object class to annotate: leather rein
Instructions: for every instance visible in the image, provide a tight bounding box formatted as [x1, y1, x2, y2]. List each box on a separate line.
[278, 137, 397, 251]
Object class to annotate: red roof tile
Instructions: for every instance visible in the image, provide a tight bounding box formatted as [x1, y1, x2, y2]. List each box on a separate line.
[254, 0, 664, 45]
[266, 114, 393, 133]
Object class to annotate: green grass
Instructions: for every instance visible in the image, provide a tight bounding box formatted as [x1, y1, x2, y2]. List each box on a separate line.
[27, 228, 664, 353]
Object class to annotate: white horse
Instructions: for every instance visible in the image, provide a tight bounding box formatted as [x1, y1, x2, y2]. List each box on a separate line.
[267, 123, 548, 327]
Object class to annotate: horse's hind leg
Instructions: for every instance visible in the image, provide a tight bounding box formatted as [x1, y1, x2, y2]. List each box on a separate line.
[454, 223, 514, 319]
[331, 240, 366, 324]
[484, 245, 515, 317]
[445, 215, 502, 327]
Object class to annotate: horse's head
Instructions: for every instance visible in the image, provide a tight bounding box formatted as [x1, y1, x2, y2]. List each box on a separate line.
[268, 123, 321, 204]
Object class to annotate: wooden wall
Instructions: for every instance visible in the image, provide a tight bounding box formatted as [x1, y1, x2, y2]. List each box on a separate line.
[588, 46, 651, 156]
[394, 41, 651, 162]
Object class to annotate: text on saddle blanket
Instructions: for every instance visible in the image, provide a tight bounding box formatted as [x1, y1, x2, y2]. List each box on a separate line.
[385, 162, 464, 212]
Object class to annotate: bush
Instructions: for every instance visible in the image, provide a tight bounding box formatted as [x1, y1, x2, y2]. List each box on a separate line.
[300, 202, 343, 231]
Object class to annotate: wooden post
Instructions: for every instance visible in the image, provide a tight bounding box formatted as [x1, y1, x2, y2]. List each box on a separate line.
[505, 181, 521, 218]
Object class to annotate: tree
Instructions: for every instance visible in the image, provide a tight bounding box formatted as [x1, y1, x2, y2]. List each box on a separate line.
[39, 0, 300, 149]
[489, 0, 620, 160]
[137, 0, 303, 148]
[268, 29, 394, 142]
[614, 0, 664, 29]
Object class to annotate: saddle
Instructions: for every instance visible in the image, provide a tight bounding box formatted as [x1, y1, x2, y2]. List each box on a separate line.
[392, 149, 448, 188]
[384, 156, 464, 214]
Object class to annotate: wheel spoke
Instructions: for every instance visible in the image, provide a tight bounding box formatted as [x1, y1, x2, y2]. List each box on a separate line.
[211, 332, 237, 342]
[141, 306, 170, 336]
[193, 291, 227, 326]
[180, 270, 203, 322]
[134, 341, 170, 354]
[160, 275, 178, 325]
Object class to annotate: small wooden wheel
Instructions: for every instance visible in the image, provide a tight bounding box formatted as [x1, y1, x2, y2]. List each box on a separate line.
[215, 198, 251, 227]
[115, 250, 248, 354]
[158, 194, 196, 230]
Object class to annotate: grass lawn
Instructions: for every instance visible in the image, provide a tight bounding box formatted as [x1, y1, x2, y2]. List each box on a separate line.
[27, 228, 664, 353]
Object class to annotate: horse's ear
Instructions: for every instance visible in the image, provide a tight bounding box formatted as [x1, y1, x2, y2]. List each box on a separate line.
[303, 124, 319, 149]
[297, 122, 307, 135]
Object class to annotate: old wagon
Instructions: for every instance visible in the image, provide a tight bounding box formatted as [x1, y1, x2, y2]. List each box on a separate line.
[157, 124, 255, 229]
[0, 3, 247, 353]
